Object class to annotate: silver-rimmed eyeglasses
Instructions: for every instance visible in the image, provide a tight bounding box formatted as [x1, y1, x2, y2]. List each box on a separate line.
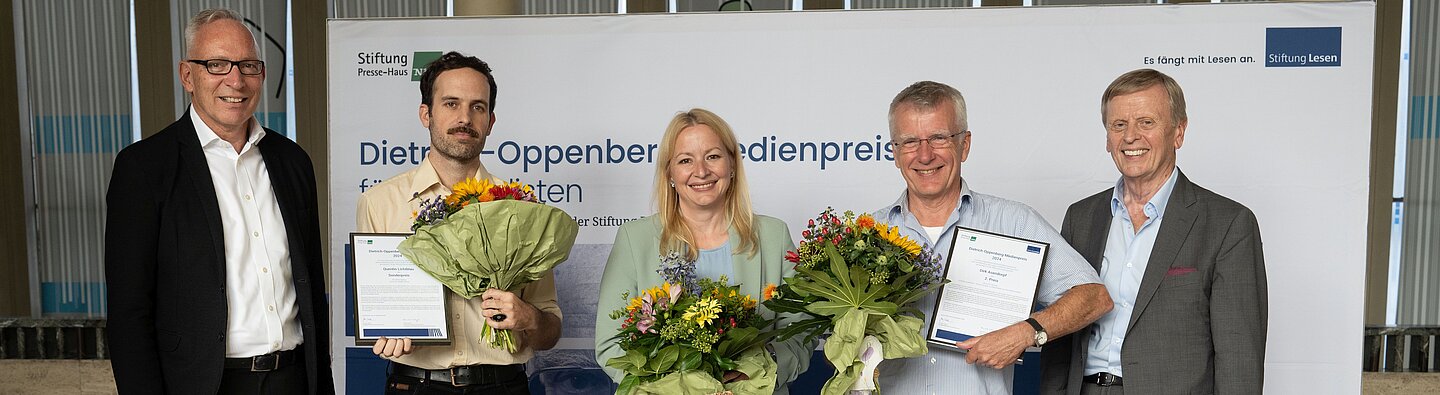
[891, 131, 967, 152]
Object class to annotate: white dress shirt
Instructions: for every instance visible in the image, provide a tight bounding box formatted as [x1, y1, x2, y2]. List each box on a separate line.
[191, 107, 303, 357]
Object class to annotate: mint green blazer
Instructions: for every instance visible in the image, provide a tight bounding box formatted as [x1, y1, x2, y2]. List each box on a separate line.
[594, 214, 812, 394]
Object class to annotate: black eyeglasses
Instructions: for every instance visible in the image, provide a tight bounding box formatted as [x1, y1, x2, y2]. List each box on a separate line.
[891, 131, 968, 152]
[187, 59, 265, 75]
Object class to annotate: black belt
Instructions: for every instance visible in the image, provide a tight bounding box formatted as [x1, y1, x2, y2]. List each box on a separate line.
[224, 349, 298, 372]
[1084, 372, 1123, 387]
[391, 362, 526, 387]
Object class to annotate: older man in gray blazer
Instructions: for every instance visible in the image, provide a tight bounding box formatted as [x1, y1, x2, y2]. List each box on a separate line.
[1039, 69, 1267, 395]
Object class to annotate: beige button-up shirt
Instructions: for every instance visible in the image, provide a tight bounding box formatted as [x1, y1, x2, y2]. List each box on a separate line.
[355, 157, 562, 368]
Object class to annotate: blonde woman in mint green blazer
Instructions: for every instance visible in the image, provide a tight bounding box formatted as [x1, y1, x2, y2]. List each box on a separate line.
[594, 109, 812, 394]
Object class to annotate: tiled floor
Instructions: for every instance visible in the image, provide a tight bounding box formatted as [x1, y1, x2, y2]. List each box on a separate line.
[0, 360, 116, 394]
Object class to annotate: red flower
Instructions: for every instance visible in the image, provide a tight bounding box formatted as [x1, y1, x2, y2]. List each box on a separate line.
[785, 250, 800, 263]
[808, 219, 815, 227]
[802, 230, 811, 239]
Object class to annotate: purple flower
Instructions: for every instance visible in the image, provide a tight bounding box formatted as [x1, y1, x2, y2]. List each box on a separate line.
[656, 251, 700, 295]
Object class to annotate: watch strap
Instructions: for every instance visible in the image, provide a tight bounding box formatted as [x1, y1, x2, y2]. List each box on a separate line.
[1024, 318, 1045, 333]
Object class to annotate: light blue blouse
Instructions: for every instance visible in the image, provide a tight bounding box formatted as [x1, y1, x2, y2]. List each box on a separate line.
[695, 240, 736, 281]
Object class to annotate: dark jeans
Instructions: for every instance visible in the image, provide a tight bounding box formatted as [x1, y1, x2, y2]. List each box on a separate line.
[385, 367, 530, 395]
[218, 355, 308, 395]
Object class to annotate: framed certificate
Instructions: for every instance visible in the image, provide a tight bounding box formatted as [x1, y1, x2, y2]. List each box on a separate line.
[350, 233, 452, 345]
[927, 226, 1048, 354]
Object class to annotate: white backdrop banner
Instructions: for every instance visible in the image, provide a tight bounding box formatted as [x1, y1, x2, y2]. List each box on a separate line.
[329, 2, 1373, 393]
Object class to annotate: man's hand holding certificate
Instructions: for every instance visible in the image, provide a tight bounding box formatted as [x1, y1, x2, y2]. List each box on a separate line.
[928, 226, 1049, 367]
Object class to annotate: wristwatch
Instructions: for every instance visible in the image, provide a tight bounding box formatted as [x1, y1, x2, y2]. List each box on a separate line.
[1024, 318, 1048, 347]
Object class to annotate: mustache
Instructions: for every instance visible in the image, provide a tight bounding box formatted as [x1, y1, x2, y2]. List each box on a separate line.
[446, 126, 478, 137]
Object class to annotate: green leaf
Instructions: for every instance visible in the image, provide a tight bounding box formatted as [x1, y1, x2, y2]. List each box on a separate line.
[806, 300, 857, 317]
[676, 348, 703, 371]
[849, 266, 871, 291]
[648, 345, 680, 373]
[789, 269, 853, 306]
[605, 349, 650, 376]
[762, 296, 819, 315]
[714, 355, 738, 371]
[766, 318, 830, 343]
[616, 375, 640, 395]
[825, 245, 853, 290]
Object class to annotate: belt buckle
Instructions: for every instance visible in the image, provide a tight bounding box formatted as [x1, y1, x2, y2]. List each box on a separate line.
[250, 353, 278, 372]
[448, 366, 465, 387]
[1098, 372, 1119, 387]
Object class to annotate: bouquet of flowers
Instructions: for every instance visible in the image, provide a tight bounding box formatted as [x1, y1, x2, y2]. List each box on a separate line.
[762, 208, 946, 394]
[400, 178, 578, 352]
[603, 253, 779, 395]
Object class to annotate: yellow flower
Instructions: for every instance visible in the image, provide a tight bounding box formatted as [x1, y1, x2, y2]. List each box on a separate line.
[625, 296, 644, 312]
[876, 223, 923, 256]
[646, 284, 670, 303]
[683, 298, 721, 326]
[446, 178, 492, 206]
[762, 283, 778, 301]
[742, 295, 757, 309]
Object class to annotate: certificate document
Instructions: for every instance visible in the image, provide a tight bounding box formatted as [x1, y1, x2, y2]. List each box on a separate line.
[350, 233, 451, 345]
[927, 226, 1048, 351]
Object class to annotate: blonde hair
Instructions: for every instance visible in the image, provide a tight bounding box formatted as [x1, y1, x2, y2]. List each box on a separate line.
[652, 108, 757, 260]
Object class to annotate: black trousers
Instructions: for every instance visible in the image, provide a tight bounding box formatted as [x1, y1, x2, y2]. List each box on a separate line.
[384, 365, 530, 395]
[218, 354, 308, 395]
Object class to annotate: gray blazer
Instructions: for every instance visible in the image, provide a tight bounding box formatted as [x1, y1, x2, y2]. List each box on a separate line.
[1040, 170, 1267, 395]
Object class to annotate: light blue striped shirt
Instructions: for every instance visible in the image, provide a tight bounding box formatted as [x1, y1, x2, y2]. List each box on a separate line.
[872, 180, 1102, 395]
[1085, 167, 1179, 377]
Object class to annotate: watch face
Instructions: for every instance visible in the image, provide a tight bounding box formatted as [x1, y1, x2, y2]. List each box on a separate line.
[1035, 331, 1048, 346]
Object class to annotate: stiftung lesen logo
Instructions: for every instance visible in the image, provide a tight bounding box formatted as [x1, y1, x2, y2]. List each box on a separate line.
[1265, 27, 1341, 67]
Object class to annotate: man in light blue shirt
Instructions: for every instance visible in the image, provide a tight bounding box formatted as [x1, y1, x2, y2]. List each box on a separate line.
[871, 81, 1112, 395]
[1039, 69, 1267, 395]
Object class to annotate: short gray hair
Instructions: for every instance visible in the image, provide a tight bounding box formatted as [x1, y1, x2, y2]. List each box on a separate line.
[888, 81, 968, 136]
[183, 8, 256, 57]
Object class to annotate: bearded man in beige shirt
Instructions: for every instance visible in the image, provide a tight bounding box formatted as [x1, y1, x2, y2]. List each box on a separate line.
[356, 51, 562, 394]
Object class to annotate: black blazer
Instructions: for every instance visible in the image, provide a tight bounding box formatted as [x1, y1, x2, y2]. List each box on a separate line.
[104, 111, 334, 394]
[1039, 170, 1267, 395]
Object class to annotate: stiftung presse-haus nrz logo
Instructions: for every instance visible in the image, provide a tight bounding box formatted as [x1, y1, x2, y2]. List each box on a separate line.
[1265, 27, 1341, 67]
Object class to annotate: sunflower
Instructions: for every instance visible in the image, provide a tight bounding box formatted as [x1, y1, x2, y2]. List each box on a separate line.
[445, 178, 491, 206]
[762, 283, 778, 301]
[876, 223, 923, 256]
